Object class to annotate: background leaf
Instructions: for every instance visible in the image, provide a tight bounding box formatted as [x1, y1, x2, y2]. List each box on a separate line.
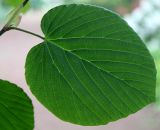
[0, 80, 34, 130]
[25, 4, 156, 126]
[4, 0, 30, 13]
[5, 8, 22, 27]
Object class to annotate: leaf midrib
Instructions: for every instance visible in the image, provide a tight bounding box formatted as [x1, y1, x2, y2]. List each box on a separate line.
[46, 38, 155, 73]
[45, 40, 154, 103]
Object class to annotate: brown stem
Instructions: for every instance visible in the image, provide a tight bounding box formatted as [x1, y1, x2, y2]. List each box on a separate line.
[0, 27, 45, 40]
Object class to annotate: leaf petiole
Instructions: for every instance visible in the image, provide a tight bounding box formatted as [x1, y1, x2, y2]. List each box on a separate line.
[4, 27, 45, 40]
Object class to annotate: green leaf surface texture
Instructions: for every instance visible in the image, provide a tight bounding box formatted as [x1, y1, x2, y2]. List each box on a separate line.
[0, 80, 34, 130]
[25, 4, 156, 125]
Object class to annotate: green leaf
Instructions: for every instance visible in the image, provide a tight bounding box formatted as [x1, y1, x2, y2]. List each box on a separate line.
[25, 4, 156, 125]
[4, 0, 30, 13]
[0, 80, 34, 130]
[5, 8, 22, 27]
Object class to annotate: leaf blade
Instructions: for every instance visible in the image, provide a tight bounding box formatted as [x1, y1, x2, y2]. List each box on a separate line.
[26, 4, 156, 125]
[0, 80, 34, 130]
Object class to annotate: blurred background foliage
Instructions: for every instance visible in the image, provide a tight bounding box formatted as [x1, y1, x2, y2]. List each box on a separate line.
[0, 0, 160, 106]
[0, 0, 44, 21]
[3, 0, 31, 12]
[153, 51, 160, 107]
[64, 0, 140, 15]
